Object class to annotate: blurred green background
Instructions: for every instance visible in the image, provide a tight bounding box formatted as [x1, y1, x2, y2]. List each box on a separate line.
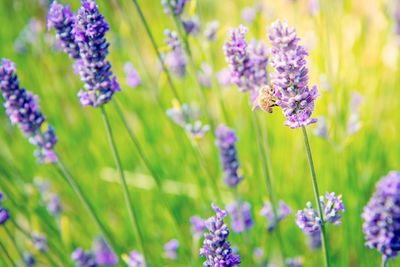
[0, 0, 399, 266]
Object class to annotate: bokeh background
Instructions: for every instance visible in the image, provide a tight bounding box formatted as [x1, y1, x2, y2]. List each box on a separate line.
[0, 0, 399, 266]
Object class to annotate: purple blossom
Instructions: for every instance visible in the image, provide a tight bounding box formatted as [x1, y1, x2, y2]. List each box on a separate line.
[23, 252, 36, 267]
[241, 7, 257, 24]
[47, 1, 80, 59]
[197, 63, 213, 88]
[362, 171, 400, 260]
[253, 247, 264, 262]
[126, 251, 145, 267]
[0, 193, 10, 225]
[313, 116, 328, 139]
[217, 68, 232, 87]
[260, 200, 291, 231]
[93, 237, 118, 266]
[190, 216, 207, 238]
[306, 230, 322, 250]
[224, 25, 268, 104]
[204, 21, 219, 41]
[164, 239, 179, 260]
[161, 0, 189, 16]
[200, 204, 241, 267]
[124, 62, 141, 88]
[296, 201, 321, 233]
[71, 248, 97, 267]
[215, 125, 243, 188]
[182, 16, 200, 36]
[268, 20, 318, 128]
[285, 256, 304, 267]
[34, 179, 63, 216]
[32, 233, 48, 253]
[226, 201, 254, 233]
[73, 0, 120, 107]
[0, 59, 57, 163]
[164, 29, 187, 78]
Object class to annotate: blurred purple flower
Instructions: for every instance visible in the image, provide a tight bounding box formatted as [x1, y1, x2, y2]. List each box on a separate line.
[0, 59, 57, 163]
[308, 0, 320, 16]
[34, 179, 63, 217]
[93, 237, 118, 266]
[260, 200, 291, 231]
[217, 68, 232, 87]
[23, 252, 36, 267]
[164, 29, 187, 78]
[71, 248, 97, 267]
[296, 201, 321, 234]
[347, 91, 363, 135]
[285, 256, 304, 267]
[161, 0, 189, 16]
[164, 239, 179, 260]
[197, 63, 213, 88]
[14, 18, 43, 54]
[362, 171, 400, 260]
[226, 201, 254, 233]
[124, 62, 141, 89]
[0, 192, 10, 225]
[200, 204, 240, 266]
[241, 7, 257, 24]
[204, 21, 219, 41]
[182, 16, 200, 36]
[190, 216, 207, 238]
[32, 233, 48, 253]
[73, 0, 120, 107]
[306, 229, 322, 250]
[269, 20, 318, 128]
[313, 116, 328, 139]
[127, 251, 145, 267]
[215, 125, 243, 188]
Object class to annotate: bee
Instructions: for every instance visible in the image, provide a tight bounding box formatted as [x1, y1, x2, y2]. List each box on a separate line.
[256, 85, 278, 113]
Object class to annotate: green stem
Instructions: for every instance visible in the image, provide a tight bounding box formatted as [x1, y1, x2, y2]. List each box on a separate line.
[301, 126, 330, 267]
[0, 239, 17, 267]
[55, 157, 118, 254]
[100, 106, 147, 260]
[129, 0, 181, 102]
[252, 112, 285, 259]
[382, 257, 388, 267]
[4, 224, 26, 266]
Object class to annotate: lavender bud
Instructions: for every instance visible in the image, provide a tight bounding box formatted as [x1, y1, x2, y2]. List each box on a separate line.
[217, 68, 232, 87]
[190, 216, 207, 238]
[197, 63, 213, 88]
[124, 62, 141, 89]
[161, 0, 189, 16]
[362, 171, 400, 260]
[32, 233, 48, 253]
[200, 204, 241, 266]
[321, 192, 345, 225]
[164, 29, 187, 78]
[0, 192, 10, 225]
[260, 200, 291, 232]
[126, 251, 145, 267]
[182, 16, 200, 36]
[93, 237, 118, 266]
[0, 59, 57, 163]
[23, 252, 36, 267]
[306, 230, 322, 250]
[285, 256, 304, 267]
[164, 239, 179, 260]
[226, 201, 254, 233]
[71, 248, 97, 267]
[204, 21, 219, 42]
[268, 20, 318, 128]
[215, 125, 243, 188]
[295, 201, 321, 234]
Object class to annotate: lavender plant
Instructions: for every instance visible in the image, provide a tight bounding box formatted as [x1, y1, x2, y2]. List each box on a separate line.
[260, 200, 292, 232]
[226, 201, 254, 233]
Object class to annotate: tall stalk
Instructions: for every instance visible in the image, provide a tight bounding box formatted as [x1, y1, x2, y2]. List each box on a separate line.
[302, 126, 330, 267]
[55, 158, 118, 254]
[382, 257, 388, 267]
[252, 112, 285, 259]
[100, 106, 147, 260]
[4, 225, 25, 266]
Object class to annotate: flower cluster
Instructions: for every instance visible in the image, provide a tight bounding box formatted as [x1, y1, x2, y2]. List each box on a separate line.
[190, 216, 207, 238]
[362, 171, 400, 260]
[215, 124, 243, 188]
[182, 16, 200, 36]
[224, 25, 269, 98]
[260, 200, 291, 231]
[296, 193, 345, 234]
[124, 62, 141, 89]
[126, 251, 145, 267]
[226, 201, 254, 233]
[34, 178, 62, 217]
[32, 233, 48, 253]
[200, 204, 240, 266]
[268, 20, 318, 128]
[0, 193, 10, 225]
[93, 237, 118, 266]
[0, 59, 58, 163]
[71, 248, 97, 267]
[161, 0, 189, 16]
[164, 29, 187, 78]
[48, 0, 120, 107]
[164, 239, 179, 260]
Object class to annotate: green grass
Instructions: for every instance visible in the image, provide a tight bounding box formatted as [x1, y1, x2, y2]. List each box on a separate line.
[0, 0, 399, 266]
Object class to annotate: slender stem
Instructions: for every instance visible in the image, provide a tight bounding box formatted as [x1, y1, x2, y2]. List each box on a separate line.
[252, 112, 285, 259]
[129, 0, 181, 102]
[382, 257, 388, 267]
[55, 158, 118, 254]
[301, 126, 330, 267]
[4, 224, 26, 266]
[0, 239, 17, 267]
[100, 106, 147, 260]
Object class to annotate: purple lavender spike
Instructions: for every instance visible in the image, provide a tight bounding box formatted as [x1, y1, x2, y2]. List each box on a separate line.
[93, 237, 118, 266]
[126, 251, 145, 267]
[226, 201, 254, 233]
[32, 233, 48, 253]
[0, 192, 10, 225]
[182, 16, 200, 36]
[268, 20, 318, 128]
[71, 248, 97, 267]
[124, 62, 141, 89]
[164, 239, 179, 260]
[260, 200, 292, 232]
[190, 216, 207, 238]
[164, 29, 187, 78]
[161, 0, 189, 16]
[204, 21, 219, 42]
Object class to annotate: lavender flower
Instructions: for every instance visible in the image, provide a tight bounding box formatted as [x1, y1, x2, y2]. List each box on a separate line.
[164, 29, 187, 78]
[296, 193, 344, 233]
[93, 237, 118, 266]
[164, 239, 179, 260]
[72, 248, 97, 267]
[126, 251, 145, 267]
[182, 16, 200, 36]
[226, 201, 254, 233]
[268, 20, 318, 128]
[34, 179, 63, 216]
[241, 7, 257, 24]
[224, 26, 268, 104]
[285, 256, 304, 267]
[0, 59, 58, 163]
[217, 68, 232, 87]
[198, 63, 213, 88]
[23, 252, 36, 267]
[32, 233, 48, 253]
[260, 200, 291, 231]
[47, 1, 80, 59]
[0, 193, 10, 225]
[313, 116, 328, 139]
[215, 125, 243, 188]
[200, 204, 241, 266]
[190, 216, 207, 238]
[161, 0, 189, 16]
[307, 230, 322, 250]
[362, 171, 400, 260]
[124, 62, 141, 89]
[253, 247, 264, 262]
[204, 21, 219, 42]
